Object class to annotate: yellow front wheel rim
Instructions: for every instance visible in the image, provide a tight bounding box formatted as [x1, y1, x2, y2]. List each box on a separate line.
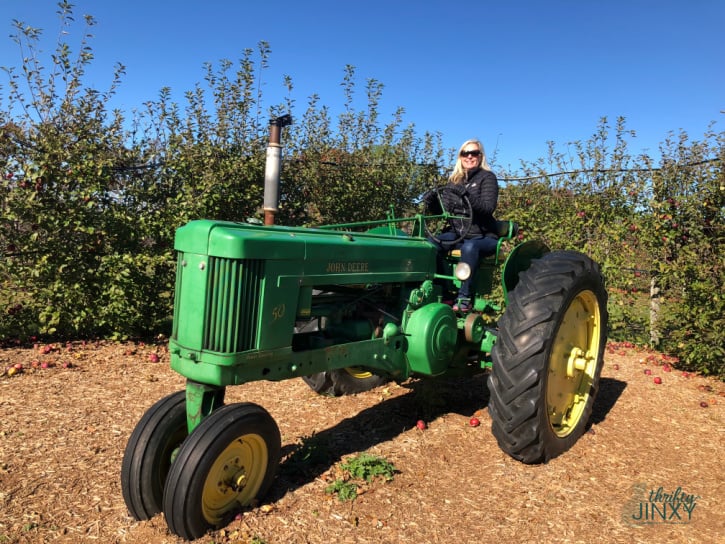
[201, 434, 268, 524]
[546, 290, 602, 437]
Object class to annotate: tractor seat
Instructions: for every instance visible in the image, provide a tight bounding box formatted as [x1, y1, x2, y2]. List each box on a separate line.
[494, 220, 519, 239]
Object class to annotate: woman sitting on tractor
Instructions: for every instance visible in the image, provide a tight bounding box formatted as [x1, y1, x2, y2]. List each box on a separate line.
[424, 138, 500, 313]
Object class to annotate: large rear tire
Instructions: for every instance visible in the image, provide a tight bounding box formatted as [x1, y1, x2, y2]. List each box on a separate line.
[487, 250, 608, 464]
[302, 367, 389, 396]
[121, 391, 188, 520]
[162, 403, 281, 540]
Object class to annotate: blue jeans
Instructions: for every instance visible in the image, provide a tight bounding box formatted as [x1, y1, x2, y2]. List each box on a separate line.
[431, 233, 498, 299]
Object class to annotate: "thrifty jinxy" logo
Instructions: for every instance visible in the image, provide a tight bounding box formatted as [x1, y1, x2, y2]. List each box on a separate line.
[627, 485, 700, 525]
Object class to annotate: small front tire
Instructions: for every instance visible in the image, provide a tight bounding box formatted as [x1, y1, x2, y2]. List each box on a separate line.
[121, 391, 188, 520]
[162, 403, 281, 540]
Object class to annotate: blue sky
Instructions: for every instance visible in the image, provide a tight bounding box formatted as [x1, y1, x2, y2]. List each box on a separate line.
[1, 0, 723, 171]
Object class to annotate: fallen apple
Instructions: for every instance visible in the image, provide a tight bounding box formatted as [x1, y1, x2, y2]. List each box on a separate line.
[644, 369, 652, 375]
[653, 377, 662, 384]
[416, 420, 426, 431]
[148, 353, 160, 363]
[469, 417, 480, 427]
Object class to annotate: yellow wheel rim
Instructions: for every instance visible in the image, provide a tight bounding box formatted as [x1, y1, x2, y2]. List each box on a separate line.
[201, 434, 268, 524]
[344, 366, 374, 379]
[546, 290, 602, 437]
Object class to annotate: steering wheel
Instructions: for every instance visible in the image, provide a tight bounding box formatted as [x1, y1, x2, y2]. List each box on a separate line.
[422, 186, 473, 245]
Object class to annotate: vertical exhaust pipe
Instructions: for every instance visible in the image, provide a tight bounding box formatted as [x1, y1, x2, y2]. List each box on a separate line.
[263, 114, 292, 226]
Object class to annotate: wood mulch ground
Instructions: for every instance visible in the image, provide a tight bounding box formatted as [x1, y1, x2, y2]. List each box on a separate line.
[0, 340, 723, 544]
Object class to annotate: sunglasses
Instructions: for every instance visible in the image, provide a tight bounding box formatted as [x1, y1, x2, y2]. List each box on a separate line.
[460, 149, 481, 158]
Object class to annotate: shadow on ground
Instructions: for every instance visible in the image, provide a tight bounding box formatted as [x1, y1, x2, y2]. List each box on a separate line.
[271, 373, 489, 500]
[590, 377, 627, 425]
[271, 374, 626, 501]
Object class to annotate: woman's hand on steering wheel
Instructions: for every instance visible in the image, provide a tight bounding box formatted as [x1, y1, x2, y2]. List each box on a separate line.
[422, 186, 473, 244]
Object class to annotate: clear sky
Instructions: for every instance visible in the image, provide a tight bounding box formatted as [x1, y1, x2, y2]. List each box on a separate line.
[1, 0, 723, 171]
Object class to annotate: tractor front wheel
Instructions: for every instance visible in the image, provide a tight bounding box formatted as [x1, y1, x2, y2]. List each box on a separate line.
[121, 390, 188, 520]
[487, 250, 608, 464]
[162, 403, 281, 540]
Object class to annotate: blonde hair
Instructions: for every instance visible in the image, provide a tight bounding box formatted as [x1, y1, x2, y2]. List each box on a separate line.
[449, 139, 491, 184]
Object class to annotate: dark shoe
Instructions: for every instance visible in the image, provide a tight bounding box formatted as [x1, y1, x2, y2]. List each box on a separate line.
[452, 298, 472, 313]
[442, 291, 457, 306]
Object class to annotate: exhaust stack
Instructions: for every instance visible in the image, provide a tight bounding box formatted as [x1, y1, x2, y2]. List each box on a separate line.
[263, 114, 292, 226]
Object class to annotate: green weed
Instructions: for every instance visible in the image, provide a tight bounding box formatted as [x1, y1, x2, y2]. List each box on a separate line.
[325, 452, 397, 502]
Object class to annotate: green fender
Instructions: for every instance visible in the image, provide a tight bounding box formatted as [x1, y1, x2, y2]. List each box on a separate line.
[501, 240, 550, 305]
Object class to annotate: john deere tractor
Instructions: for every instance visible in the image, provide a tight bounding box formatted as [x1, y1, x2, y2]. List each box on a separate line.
[121, 186, 608, 540]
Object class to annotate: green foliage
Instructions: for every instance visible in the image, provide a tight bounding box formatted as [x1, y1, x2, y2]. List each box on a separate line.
[325, 452, 397, 502]
[0, 3, 442, 341]
[325, 479, 360, 502]
[498, 117, 723, 377]
[339, 451, 397, 483]
[278, 65, 443, 227]
[0, 4, 722, 379]
[0, 5, 170, 338]
[606, 289, 650, 346]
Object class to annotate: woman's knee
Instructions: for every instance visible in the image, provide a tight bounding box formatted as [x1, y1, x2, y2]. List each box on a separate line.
[459, 245, 478, 266]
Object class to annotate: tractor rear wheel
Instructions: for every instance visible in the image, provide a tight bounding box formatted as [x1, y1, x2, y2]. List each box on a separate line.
[162, 403, 281, 540]
[302, 367, 389, 396]
[487, 250, 607, 464]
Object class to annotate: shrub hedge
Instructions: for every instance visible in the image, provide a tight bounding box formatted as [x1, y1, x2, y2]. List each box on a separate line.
[1, 4, 722, 377]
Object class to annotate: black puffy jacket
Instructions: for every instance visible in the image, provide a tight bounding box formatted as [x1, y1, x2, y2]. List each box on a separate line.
[454, 167, 499, 237]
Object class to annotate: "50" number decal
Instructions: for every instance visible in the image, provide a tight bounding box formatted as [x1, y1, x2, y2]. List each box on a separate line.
[271, 304, 285, 321]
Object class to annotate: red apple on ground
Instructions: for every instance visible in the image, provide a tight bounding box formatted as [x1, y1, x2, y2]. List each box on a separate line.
[416, 420, 426, 430]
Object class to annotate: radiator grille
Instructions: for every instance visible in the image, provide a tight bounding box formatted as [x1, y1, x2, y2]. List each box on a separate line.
[203, 257, 263, 353]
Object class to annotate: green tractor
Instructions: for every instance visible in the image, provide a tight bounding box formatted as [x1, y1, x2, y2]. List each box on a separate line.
[121, 186, 608, 540]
